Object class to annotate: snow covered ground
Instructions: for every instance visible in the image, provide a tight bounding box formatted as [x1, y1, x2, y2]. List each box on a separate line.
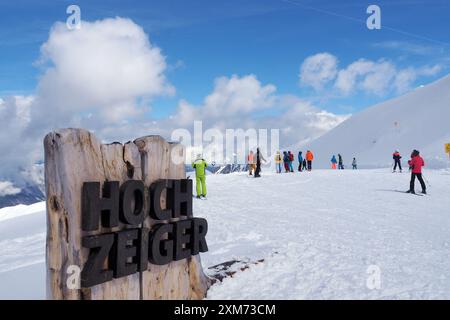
[1, 169, 450, 299]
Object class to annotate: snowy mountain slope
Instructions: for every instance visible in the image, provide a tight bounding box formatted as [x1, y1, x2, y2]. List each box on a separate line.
[1, 169, 450, 299]
[303, 75, 450, 169]
[0, 184, 44, 209]
[214, 164, 248, 174]
[0, 164, 45, 208]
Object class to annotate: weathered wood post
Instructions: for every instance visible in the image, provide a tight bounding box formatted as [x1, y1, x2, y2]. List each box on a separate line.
[44, 128, 211, 300]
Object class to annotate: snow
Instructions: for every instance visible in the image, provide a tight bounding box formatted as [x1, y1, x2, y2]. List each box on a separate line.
[199, 170, 450, 299]
[304, 75, 450, 169]
[1, 169, 450, 299]
[0, 201, 45, 223]
[0, 202, 46, 299]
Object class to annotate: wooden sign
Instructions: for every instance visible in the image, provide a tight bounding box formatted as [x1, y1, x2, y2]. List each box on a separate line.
[44, 128, 211, 300]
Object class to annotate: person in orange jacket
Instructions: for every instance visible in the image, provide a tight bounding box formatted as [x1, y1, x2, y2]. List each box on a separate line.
[247, 151, 256, 176]
[305, 150, 314, 171]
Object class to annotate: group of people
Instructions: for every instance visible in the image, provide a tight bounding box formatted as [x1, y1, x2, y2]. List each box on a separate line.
[247, 148, 266, 178]
[273, 150, 314, 173]
[391, 150, 427, 194]
[191, 148, 428, 198]
[330, 154, 357, 170]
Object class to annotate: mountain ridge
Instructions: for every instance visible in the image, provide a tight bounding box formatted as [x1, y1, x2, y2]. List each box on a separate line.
[302, 74, 450, 169]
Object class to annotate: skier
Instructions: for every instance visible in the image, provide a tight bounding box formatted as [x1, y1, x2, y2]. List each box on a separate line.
[274, 151, 282, 174]
[298, 151, 303, 172]
[330, 155, 337, 169]
[306, 150, 314, 171]
[247, 150, 255, 176]
[392, 150, 402, 172]
[254, 147, 266, 178]
[192, 154, 208, 199]
[406, 150, 426, 194]
[352, 158, 357, 170]
[338, 154, 344, 170]
[288, 151, 294, 172]
[283, 151, 289, 173]
[302, 158, 307, 171]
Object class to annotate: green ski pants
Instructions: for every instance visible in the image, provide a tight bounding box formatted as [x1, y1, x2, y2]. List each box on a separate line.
[196, 175, 207, 196]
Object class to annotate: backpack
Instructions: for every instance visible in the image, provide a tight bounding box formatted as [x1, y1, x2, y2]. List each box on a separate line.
[289, 153, 294, 161]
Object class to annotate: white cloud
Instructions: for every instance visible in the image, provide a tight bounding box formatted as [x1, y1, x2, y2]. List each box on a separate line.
[169, 76, 349, 152]
[394, 64, 442, 94]
[335, 59, 398, 96]
[394, 68, 417, 94]
[0, 96, 36, 176]
[0, 181, 21, 196]
[299, 53, 338, 90]
[1, 21, 351, 180]
[300, 53, 443, 96]
[33, 17, 173, 126]
[372, 41, 437, 56]
[175, 74, 276, 125]
[1, 17, 173, 180]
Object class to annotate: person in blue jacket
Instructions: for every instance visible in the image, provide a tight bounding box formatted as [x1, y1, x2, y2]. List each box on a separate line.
[283, 151, 289, 173]
[331, 155, 337, 169]
[298, 151, 303, 172]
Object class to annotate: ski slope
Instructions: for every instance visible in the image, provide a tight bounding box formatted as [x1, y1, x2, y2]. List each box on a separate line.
[304, 75, 450, 169]
[1, 169, 450, 299]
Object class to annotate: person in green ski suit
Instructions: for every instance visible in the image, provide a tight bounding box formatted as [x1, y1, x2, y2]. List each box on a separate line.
[192, 155, 208, 198]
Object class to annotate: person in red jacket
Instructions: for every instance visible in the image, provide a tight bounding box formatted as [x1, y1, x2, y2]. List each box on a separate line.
[392, 150, 402, 172]
[406, 149, 426, 194]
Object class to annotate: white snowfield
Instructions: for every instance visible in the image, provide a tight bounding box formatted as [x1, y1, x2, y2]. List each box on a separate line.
[305, 74, 450, 169]
[0, 169, 449, 299]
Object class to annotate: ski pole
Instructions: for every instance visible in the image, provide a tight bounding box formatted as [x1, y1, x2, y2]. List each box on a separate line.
[422, 173, 431, 188]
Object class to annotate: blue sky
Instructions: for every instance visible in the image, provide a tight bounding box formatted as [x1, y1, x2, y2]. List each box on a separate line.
[1, 0, 449, 116]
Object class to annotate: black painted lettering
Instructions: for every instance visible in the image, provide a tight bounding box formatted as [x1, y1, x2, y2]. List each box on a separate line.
[82, 181, 119, 231]
[149, 180, 173, 220]
[148, 223, 174, 265]
[174, 219, 192, 261]
[110, 229, 139, 278]
[170, 179, 193, 218]
[119, 180, 145, 225]
[81, 233, 114, 287]
[191, 218, 208, 255]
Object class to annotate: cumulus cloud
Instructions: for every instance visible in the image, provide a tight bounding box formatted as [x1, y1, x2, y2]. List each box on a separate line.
[174, 74, 277, 126]
[299, 53, 338, 90]
[301, 53, 442, 96]
[0, 181, 21, 197]
[167, 75, 349, 154]
[0, 17, 173, 181]
[1, 19, 349, 181]
[0, 96, 36, 177]
[335, 59, 397, 96]
[33, 17, 173, 127]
